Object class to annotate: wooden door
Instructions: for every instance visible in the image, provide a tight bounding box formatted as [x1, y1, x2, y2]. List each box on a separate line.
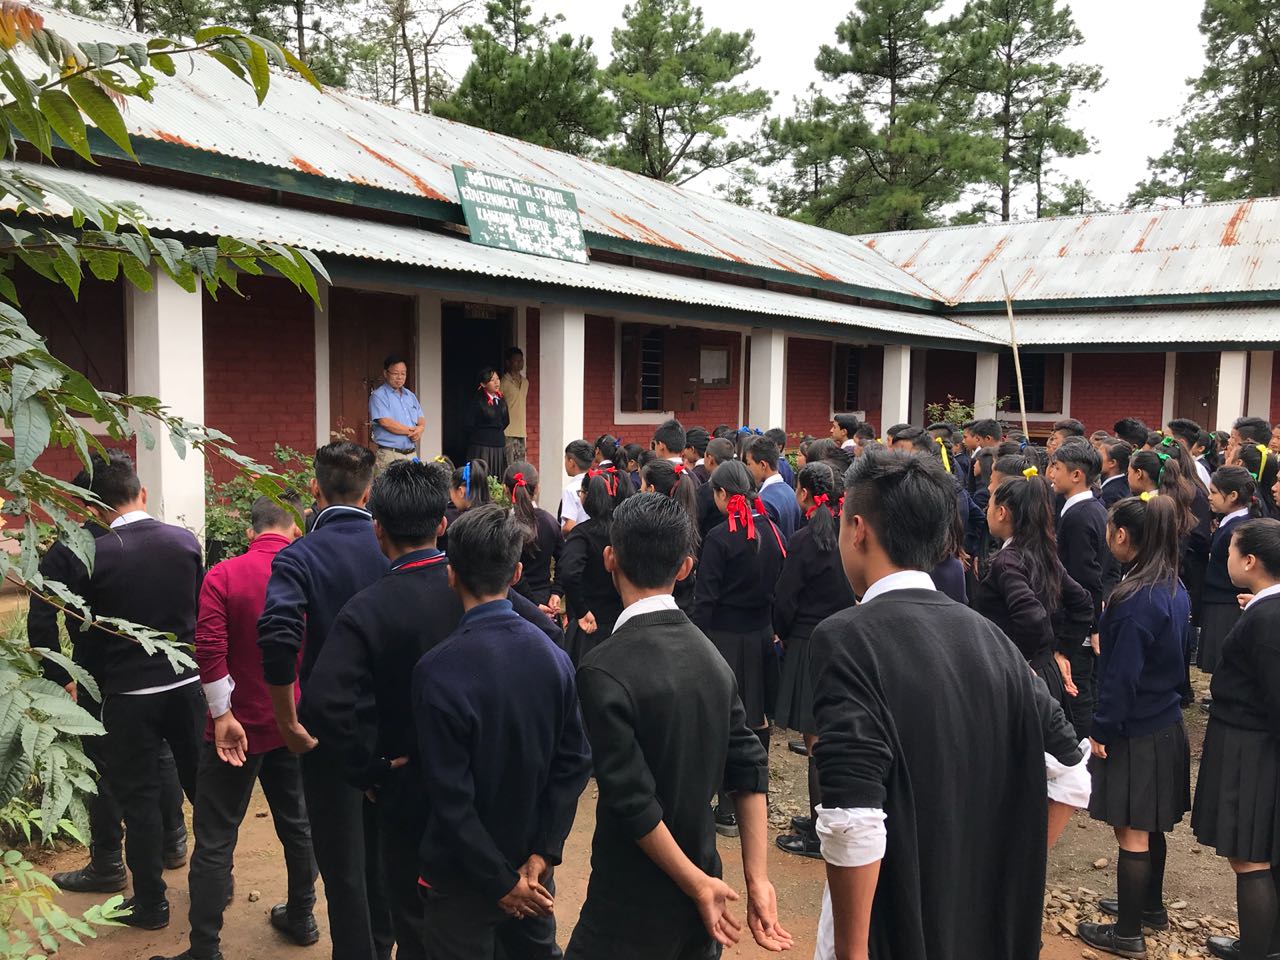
[663, 327, 701, 412]
[328, 288, 415, 448]
[1174, 352, 1219, 428]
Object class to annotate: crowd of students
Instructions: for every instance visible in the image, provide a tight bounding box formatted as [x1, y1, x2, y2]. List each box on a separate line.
[24, 407, 1280, 960]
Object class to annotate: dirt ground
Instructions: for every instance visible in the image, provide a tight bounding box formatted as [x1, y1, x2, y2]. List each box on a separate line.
[40, 675, 1236, 960]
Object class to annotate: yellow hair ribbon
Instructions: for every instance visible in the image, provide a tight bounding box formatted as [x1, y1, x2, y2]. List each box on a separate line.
[1022, 466, 1038, 479]
[1140, 490, 1158, 502]
[935, 435, 951, 472]
[1258, 444, 1269, 481]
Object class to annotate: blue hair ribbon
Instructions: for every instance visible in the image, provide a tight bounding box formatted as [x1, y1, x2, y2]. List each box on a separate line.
[462, 462, 471, 499]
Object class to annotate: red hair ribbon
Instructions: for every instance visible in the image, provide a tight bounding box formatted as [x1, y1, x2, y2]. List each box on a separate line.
[588, 467, 618, 497]
[725, 493, 756, 540]
[804, 492, 830, 519]
[512, 472, 527, 488]
[673, 463, 685, 474]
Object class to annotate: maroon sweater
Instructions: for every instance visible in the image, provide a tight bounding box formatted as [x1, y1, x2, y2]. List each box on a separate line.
[197, 533, 300, 754]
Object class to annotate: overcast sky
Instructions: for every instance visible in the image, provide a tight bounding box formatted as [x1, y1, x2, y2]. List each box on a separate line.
[442, 0, 1208, 216]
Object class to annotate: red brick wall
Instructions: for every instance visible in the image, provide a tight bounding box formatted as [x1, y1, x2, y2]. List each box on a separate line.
[582, 317, 743, 444]
[524, 308, 540, 467]
[203, 276, 316, 482]
[785, 337, 832, 442]
[923, 349, 977, 414]
[1272, 351, 1280, 425]
[1068, 351, 1167, 435]
[35, 436, 137, 484]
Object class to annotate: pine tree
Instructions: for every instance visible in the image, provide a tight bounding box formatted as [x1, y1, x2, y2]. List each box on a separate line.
[604, 0, 771, 184]
[438, 0, 613, 152]
[1126, 117, 1229, 208]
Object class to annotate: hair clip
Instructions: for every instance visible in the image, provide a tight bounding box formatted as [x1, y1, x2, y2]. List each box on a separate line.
[1140, 490, 1158, 502]
[512, 472, 527, 488]
[461, 462, 471, 499]
[433, 455, 449, 464]
[935, 435, 951, 472]
[1257, 444, 1270, 479]
[1022, 466, 1038, 478]
[1160, 436, 1177, 449]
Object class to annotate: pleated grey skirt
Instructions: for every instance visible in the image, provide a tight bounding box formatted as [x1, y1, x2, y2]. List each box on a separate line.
[774, 629, 816, 735]
[708, 627, 772, 729]
[1088, 719, 1191, 832]
[1193, 719, 1280, 863]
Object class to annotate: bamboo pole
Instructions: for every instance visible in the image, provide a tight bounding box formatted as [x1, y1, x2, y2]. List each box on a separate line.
[1001, 271, 1030, 440]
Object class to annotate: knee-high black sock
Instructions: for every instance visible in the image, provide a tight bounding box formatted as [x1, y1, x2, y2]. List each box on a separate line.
[807, 755, 820, 830]
[754, 725, 771, 756]
[1115, 849, 1151, 939]
[1145, 832, 1167, 912]
[1267, 865, 1280, 954]
[1237, 869, 1278, 960]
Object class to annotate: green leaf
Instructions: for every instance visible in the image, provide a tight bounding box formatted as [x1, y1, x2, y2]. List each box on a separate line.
[84, 249, 120, 282]
[122, 43, 149, 69]
[118, 231, 151, 265]
[120, 254, 151, 291]
[50, 249, 81, 300]
[34, 650, 100, 705]
[66, 76, 136, 161]
[150, 52, 175, 76]
[246, 40, 270, 105]
[151, 237, 184, 277]
[10, 397, 49, 474]
[0, 272, 18, 304]
[76, 42, 118, 68]
[193, 26, 243, 43]
[37, 88, 90, 162]
[15, 249, 57, 284]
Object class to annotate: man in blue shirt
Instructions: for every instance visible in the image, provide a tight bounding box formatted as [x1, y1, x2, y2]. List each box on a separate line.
[369, 355, 424, 474]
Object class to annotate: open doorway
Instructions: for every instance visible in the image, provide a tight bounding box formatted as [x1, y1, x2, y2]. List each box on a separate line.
[441, 301, 515, 466]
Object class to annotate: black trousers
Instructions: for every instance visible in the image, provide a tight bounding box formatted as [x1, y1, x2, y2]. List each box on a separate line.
[1068, 643, 1097, 741]
[420, 879, 561, 960]
[301, 746, 395, 960]
[100, 683, 204, 905]
[566, 906, 716, 960]
[376, 778, 428, 960]
[188, 741, 316, 956]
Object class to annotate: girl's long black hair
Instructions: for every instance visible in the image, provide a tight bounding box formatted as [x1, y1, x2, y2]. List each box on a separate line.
[797, 462, 839, 553]
[992, 475, 1063, 612]
[642, 458, 701, 553]
[1109, 495, 1182, 604]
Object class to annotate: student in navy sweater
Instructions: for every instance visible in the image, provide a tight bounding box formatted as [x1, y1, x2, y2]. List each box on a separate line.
[503, 463, 564, 618]
[1079, 495, 1192, 960]
[1200, 466, 1261, 675]
[413, 506, 591, 960]
[1100, 439, 1134, 508]
[1048, 438, 1110, 740]
[744, 435, 803, 539]
[258, 441, 393, 960]
[1192, 519, 1280, 960]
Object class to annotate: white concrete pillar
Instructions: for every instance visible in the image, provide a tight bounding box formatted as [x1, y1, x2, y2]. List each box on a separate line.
[1217, 351, 1250, 432]
[313, 280, 330, 450]
[1161, 352, 1177, 427]
[909, 348, 927, 424]
[126, 270, 205, 534]
[538, 305, 585, 512]
[748, 327, 786, 429]
[1248, 351, 1274, 419]
[416, 292, 443, 458]
[881, 345, 912, 435]
[974, 353, 1000, 419]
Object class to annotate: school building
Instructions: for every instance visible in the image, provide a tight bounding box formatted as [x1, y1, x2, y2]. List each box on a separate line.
[13, 7, 1280, 536]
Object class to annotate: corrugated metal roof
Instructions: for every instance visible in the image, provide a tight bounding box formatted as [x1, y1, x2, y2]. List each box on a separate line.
[955, 307, 1280, 345]
[863, 200, 1280, 305]
[26, 6, 943, 305]
[7, 161, 997, 344]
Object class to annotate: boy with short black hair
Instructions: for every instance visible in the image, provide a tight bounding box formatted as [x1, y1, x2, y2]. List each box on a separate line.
[764, 427, 795, 486]
[413, 506, 590, 959]
[1047, 439, 1108, 741]
[1168, 417, 1212, 488]
[697, 438, 736, 544]
[561, 440, 594, 534]
[1048, 418, 1087, 455]
[568, 494, 790, 959]
[891, 425, 924, 451]
[1099, 438, 1133, 507]
[653, 419, 688, 463]
[744, 434, 803, 539]
[830, 414, 860, 452]
[853, 422, 877, 451]
[1113, 417, 1151, 450]
[684, 426, 712, 485]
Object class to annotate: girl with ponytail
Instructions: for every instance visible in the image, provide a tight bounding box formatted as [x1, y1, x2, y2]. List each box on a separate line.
[640, 458, 700, 610]
[1230, 443, 1280, 517]
[503, 462, 564, 618]
[772, 462, 856, 859]
[693, 459, 787, 838]
[975, 471, 1093, 713]
[1198, 466, 1261, 675]
[560, 469, 625, 662]
[439, 459, 489, 554]
[1078, 494, 1192, 959]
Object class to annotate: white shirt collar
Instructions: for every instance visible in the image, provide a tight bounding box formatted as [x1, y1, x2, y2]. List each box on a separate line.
[695, 458, 705, 467]
[760, 473, 784, 490]
[613, 594, 680, 632]
[1223, 507, 1251, 524]
[860, 570, 937, 605]
[1101, 474, 1125, 487]
[1246, 584, 1280, 610]
[109, 509, 151, 529]
[667, 456, 683, 465]
[1060, 490, 1095, 517]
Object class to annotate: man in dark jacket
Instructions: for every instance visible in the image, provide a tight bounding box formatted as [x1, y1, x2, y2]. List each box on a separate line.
[258, 440, 393, 960]
[57, 452, 205, 930]
[306, 462, 563, 959]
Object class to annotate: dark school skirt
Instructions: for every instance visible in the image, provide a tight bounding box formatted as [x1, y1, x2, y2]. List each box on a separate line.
[1193, 719, 1280, 863]
[1199, 601, 1243, 674]
[708, 626, 772, 729]
[1088, 718, 1191, 833]
[465, 443, 508, 485]
[774, 629, 817, 735]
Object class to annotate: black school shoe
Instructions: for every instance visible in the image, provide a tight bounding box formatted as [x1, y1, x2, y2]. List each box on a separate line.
[713, 806, 739, 838]
[270, 903, 321, 946]
[119, 897, 170, 930]
[775, 832, 823, 859]
[1206, 935, 1280, 960]
[52, 852, 127, 893]
[1078, 921, 1147, 959]
[787, 738, 808, 757]
[149, 951, 224, 960]
[790, 815, 813, 835]
[1097, 898, 1170, 931]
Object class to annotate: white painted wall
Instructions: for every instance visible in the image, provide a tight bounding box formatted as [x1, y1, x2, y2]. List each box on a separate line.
[1248, 351, 1274, 420]
[747, 327, 786, 429]
[881, 345, 912, 434]
[974, 353, 1000, 419]
[417, 292, 443, 458]
[538, 305, 586, 512]
[313, 280, 330, 449]
[1217, 351, 1250, 432]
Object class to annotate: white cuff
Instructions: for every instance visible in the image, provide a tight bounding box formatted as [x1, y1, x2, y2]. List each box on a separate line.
[815, 804, 887, 868]
[1045, 739, 1092, 809]
[202, 675, 235, 719]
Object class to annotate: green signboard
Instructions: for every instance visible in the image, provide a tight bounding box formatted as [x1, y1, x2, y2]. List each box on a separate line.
[452, 165, 589, 264]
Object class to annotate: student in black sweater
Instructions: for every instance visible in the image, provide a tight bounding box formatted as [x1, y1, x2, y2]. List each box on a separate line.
[306, 463, 562, 960]
[1100, 439, 1134, 508]
[1048, 439, 1110, 740]
[638, 457, 701, 612]
[568, 494, 791, 958]
[691, 460, 787, 838]
[560, 470, 625, 663]
[1192, 519, 1280, 960]
[412, 506, 591, 960]
[811, 449, 1085, 960]
[464, 366, 511, 479]
[773, 463, 855, 860]
[1079, 495, 1192, 960]
[60, 452, 205, 930]
[695, 438, 734, 546]
[503, 462, 564, 618]
[1200, 466, 1260, 674]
